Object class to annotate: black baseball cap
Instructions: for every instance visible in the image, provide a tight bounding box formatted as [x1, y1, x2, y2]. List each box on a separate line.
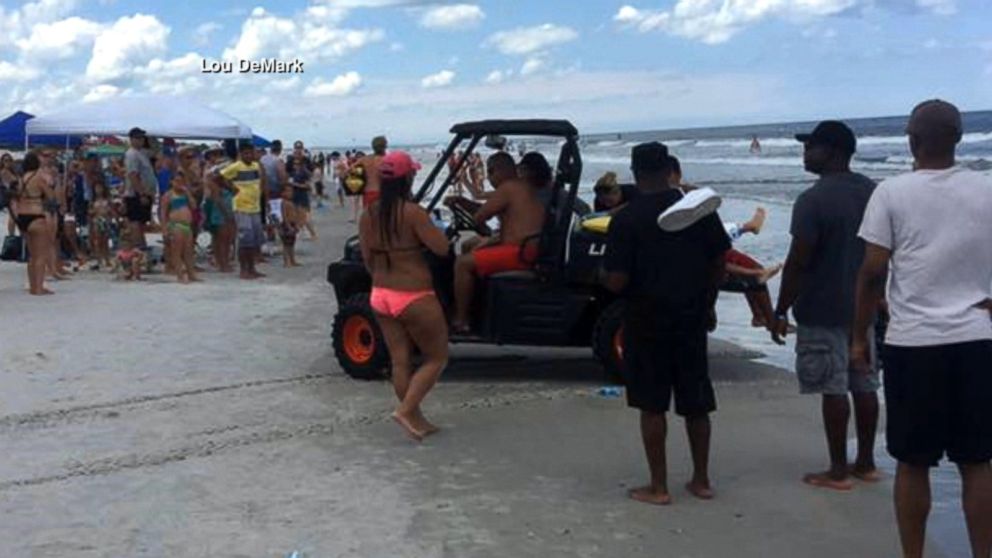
[631, 142, 671, 173]
[795, 121, 857, 155]
[128, 127, 147, 138]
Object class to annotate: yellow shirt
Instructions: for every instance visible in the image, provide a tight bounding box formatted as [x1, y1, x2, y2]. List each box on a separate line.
[220, 160, 262, 214]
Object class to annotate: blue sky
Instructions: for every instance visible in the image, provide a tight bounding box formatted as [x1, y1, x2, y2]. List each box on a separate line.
[1, 0, 990, 144]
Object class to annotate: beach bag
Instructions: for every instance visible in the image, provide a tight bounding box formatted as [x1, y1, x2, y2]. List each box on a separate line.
[1, 234, 25, 262]
[344, 166, 366, 196]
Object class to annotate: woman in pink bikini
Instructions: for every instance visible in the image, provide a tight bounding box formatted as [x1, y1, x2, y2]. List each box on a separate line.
[359, 151, 450, 441]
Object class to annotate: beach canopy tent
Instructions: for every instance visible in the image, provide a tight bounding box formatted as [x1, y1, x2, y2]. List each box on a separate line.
[24, 96, 252, 143]
[0, 111, 83, 149]
[252, 135, 272, 147]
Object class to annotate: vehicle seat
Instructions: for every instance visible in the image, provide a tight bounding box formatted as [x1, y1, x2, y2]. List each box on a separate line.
[490, 270, 539, 280]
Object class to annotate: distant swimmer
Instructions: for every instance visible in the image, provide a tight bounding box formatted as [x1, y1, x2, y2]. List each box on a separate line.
[749, 135, 761, 154]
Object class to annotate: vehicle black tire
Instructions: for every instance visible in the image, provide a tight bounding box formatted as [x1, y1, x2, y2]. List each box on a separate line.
[592, 300, 627, 385]
[332, 294, 390, 380]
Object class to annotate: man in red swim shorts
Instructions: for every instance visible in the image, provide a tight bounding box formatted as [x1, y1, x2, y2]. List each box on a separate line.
[451, 152, 546, 333]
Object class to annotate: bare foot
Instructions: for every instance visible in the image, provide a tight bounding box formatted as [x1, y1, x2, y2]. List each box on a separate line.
[803, 471, 854, 491]
[190, 275, 203, 282]
[686, 481, 714, 500]
[628, 486, 672, 506]
[253, 271, 267, 278]
[758, 263, 783, 285]
[752, 316, 766, 328]
[240, 272, 256, 280]
[744, 207, 767, 235]
[849, 466, 883, 483]
[414, 409, 440, 436]
[391, 412, 424, 442]
[29, 288, 55, 296]
[179, 276, 190, 284]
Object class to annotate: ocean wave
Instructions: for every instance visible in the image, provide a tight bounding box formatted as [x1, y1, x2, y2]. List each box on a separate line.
[687, 131, 992, 149]
[584, 154, 909, 170]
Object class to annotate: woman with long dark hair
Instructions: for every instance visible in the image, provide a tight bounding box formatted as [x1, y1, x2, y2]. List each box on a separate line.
[358, 151, 450, 441]
[13, 152, 57, 295]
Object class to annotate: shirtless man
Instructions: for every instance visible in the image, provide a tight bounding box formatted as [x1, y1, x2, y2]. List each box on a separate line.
[451, 152, 545, 333]
[355, 136, 387, 210]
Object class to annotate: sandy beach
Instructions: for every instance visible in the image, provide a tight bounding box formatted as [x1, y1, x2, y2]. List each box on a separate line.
[0, 201, 948, 558]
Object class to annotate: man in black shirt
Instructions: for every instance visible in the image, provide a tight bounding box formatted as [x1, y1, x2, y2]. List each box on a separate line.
[605, 142, 730, 505]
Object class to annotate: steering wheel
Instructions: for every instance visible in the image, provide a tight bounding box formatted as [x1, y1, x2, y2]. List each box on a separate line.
[447, 197, 492, 236]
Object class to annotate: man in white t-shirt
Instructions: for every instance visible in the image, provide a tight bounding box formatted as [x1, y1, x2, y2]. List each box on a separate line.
[852, 99, 992, 558]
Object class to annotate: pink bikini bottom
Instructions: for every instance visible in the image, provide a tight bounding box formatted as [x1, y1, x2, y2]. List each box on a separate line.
[370, 287, 435, 318]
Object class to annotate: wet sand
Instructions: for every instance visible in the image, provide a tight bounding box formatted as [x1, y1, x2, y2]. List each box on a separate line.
[0, 202, 944, 557]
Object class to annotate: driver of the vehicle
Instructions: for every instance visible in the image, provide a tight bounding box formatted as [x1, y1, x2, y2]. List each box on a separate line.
[450, 152, 545, 333]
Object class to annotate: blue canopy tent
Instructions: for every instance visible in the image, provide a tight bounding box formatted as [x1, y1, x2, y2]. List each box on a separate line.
[252, 134, 271, 148]
[0, 111, 82, 149]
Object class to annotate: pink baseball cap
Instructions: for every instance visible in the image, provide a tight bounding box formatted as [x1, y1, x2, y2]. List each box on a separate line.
[380, 151, 421, 180]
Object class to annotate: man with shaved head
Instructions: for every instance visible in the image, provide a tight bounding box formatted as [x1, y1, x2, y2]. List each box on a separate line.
[852, 100, 992, 558]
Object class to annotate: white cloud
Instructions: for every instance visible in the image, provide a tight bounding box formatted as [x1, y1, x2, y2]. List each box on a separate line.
[82, 83, 120, 102]
[318, 0, 424, 7]
[484, 24, 578, 56]
[298, 26, 385, 59]
[223, 9, 296, 60]
[389, 42, 405, 51]
[484, 70, 506, 84]
[419, 4, 485, 30]
[421, 69, 455, 88]
[16, 17, 103, 60]
[0, 0, 80, 49]
[194, 22, 222, 46]
[86, 14, 170, 81]
[223, 7, 383, 62]
[268, 76, 302, 91]
[303, 71, 362, 96]
[614, 1, 858, 44]
[520, 57, 544, 76]
[915, 0, 956, 15]
[0, 60, 40, 82]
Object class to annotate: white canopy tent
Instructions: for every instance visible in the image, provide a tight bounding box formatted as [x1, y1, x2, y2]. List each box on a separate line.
[24, 95, 252, 145]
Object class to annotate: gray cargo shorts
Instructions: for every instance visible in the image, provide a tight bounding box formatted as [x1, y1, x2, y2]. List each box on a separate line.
[795, 325, 880, 395]
[235, 212, 264, 249]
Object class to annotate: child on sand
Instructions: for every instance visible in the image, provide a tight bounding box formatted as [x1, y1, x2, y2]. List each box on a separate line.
[88, 182, 114, 270]
[116, 238, 146, 281]
[160, 171, 200, 283]
[279, 186, 301, 267]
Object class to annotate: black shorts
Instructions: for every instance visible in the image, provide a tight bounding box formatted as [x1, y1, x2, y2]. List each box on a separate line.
[125, 196, 152, 224]
[623, 314, 716, 417]
[884, 340, 992, 467]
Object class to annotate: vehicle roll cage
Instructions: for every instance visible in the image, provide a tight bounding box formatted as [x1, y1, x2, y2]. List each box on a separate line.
[413, 119, 583, 278]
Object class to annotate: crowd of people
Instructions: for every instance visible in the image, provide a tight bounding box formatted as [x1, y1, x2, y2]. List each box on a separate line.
[353, 100, 990, 558]
[0, 130, 352, 291]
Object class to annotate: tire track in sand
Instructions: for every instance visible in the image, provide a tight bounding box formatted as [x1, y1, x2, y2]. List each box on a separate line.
[0, 385, 584, 491]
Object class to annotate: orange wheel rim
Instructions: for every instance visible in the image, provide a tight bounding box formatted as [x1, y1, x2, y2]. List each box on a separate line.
[613, 327, 624, 362]
[343, 316, 375, 364]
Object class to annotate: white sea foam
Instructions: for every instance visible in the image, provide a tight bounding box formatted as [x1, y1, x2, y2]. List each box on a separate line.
[689, 131, 992, 149]
[583, 154, 909, 170]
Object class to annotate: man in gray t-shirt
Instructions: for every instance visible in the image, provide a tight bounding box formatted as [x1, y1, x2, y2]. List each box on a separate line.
[123, 127, 157, 247]
[771, 120, 880, 491]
